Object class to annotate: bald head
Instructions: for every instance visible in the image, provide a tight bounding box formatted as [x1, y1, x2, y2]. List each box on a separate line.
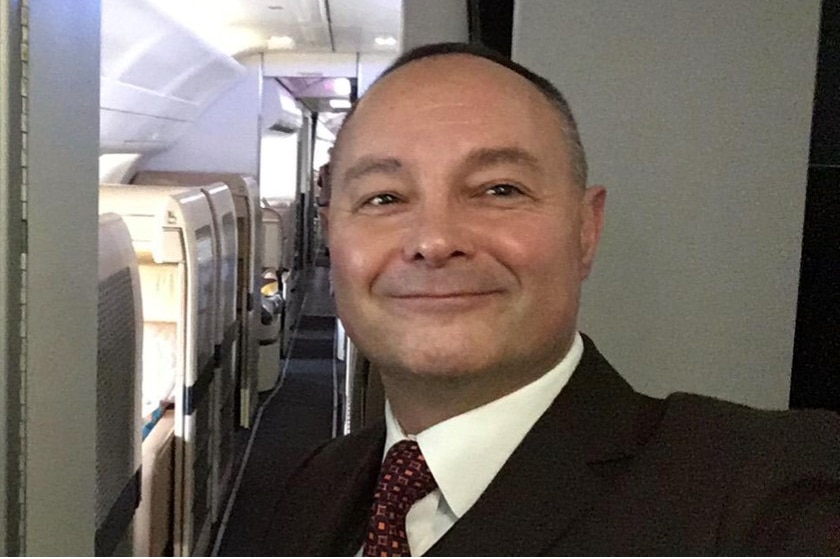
[330, 42, 588, 192]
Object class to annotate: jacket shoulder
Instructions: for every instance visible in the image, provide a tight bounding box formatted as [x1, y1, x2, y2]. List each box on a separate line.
[660, 392, 840, 471]
[658, 393, 840, 553]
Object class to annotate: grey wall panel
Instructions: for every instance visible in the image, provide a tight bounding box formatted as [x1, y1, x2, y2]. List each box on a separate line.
[0, 0, 24, 554]
[26, 1, 100, 554]
[513, 0, 820, 409]
[402, 0, 469, 51]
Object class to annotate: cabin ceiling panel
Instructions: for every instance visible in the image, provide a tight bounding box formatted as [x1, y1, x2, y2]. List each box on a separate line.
[263, 52, 358, 77]
[329, 0, 401, 53]
[139, 0, 401, 56]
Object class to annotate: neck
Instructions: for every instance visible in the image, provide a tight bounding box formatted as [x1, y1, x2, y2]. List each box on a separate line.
[382, 337, 575, 434]
[385, 374, 507, 435]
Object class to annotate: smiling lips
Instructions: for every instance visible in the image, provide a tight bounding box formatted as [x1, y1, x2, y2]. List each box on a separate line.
[383, 289, 506, 314]
[373, 268, 512, 311]
[393, 290, 502, 299]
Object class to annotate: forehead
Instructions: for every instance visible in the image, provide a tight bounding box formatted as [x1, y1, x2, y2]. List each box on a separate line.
[336, 55, 567, 162]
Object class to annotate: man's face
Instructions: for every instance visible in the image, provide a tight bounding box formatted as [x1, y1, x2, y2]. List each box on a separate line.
[327, 55, 605, 385]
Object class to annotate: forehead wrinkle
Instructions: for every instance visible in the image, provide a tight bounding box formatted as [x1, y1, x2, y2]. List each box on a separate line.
[411, 100, 475, 114]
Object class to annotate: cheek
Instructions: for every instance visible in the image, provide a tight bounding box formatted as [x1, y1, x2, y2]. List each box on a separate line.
[495, 219, 583, 287]
[329, 225, 390, 294]
[330, 244, 368, 294]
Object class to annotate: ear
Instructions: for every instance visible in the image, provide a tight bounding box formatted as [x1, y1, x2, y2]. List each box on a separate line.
[579, 186, 606, 280]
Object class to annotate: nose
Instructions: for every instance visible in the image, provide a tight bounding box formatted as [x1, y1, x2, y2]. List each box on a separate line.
[402, 202, 473, 267]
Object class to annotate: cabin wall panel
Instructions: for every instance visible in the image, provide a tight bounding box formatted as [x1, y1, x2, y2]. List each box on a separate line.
[513, 0, 820, 409]
[25, 1, 100, 554]
[0, 0, 25, 553]
[402, 0, 468, 51]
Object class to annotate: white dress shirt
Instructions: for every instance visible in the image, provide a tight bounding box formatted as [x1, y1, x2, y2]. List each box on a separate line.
[376, 332, 584, 556]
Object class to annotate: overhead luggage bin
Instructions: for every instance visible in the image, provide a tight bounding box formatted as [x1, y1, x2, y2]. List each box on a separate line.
[132, 171, 263, 428]
[99, 184, 217, 557]
[131, 175, 239, 526]
[96, 214, 143, 556]
[100, 0, 246, 154]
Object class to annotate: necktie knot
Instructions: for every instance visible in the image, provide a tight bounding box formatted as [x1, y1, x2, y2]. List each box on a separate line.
[363, 440, 437, 557]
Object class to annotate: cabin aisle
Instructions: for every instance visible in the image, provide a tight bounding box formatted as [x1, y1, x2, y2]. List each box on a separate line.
[215, 263, 338, 556]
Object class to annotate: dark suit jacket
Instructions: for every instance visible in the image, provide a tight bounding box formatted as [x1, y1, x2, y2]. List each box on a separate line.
[262, 335, 840, 555]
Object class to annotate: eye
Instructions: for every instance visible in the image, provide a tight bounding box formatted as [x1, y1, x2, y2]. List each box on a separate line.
[363, 192, 401, 207]
[485, 183, 524, 197]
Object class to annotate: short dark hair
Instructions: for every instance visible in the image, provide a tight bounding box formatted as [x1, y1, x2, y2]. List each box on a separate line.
[331, 41, 588, 189]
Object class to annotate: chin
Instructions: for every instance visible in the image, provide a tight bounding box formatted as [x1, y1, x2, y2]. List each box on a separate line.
[384, 342, 501, 381]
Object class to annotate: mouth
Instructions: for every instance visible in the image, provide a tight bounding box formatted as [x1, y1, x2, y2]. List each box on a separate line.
[386, 290, 504, 312]
[394, 291, 502, 299]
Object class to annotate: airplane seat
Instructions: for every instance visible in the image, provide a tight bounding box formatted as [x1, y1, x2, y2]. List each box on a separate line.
[96, 213, 143, 556]
[100, 184, 218, 557]
[275, 202, 296, 276]
[257, 205, 286, 391]
[130, 170, 264, 428]
[138, 262, 180, 418]
[134, 409, 175, 557]
[267, 200, 298, 354]
[131, 172, 241, 523]
[257, 276, 284, 392]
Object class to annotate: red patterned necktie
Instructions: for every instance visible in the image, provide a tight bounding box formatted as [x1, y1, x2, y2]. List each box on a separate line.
[363, 439, 438, 557]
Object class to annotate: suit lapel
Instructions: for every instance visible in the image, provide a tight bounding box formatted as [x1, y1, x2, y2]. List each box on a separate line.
[303, 423, 385, 556]
[427, 336, 657, 556]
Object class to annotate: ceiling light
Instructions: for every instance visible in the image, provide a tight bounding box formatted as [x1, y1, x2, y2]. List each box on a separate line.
[329, 99, 352, 109]
[268, 35, 295, 49]
[333, 78, 351, 96]
[374, 35, 398, 47]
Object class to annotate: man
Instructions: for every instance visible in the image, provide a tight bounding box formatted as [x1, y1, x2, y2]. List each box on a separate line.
[264, 43, 840, 556]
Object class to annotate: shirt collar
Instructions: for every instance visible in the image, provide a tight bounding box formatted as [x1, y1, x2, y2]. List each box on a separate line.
[383, 332, 584, 518]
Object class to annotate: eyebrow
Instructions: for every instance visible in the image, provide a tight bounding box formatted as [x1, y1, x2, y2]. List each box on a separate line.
[463, 146, 542, 173]
[341, 156, 403, 185]
[339, 146, 541, 187]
